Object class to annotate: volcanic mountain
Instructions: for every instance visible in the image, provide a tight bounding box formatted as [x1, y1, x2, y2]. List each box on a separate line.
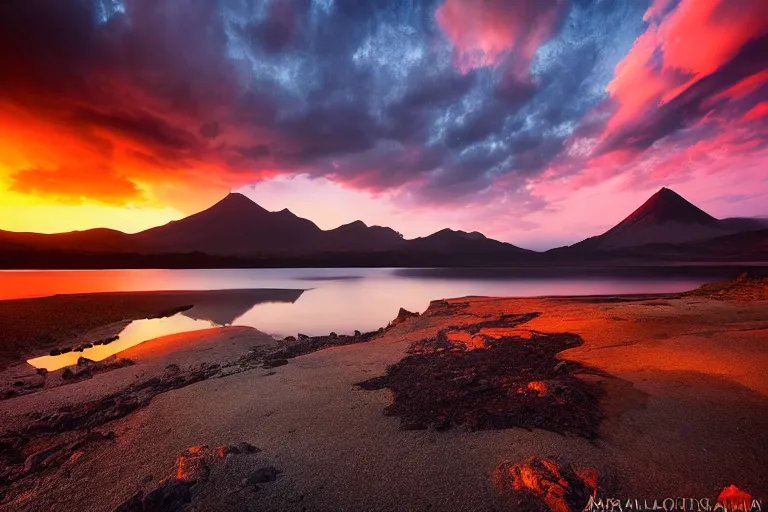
[565, 187, 764, 252]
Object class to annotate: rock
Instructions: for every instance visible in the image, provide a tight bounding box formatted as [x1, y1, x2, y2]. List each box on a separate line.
[60, 347, 72, 354]
[62, 368, 75, 380]
[377, 327, 385, 334]
[94, 340, 104, 346]
[112, 490, 143, 512]
[297, 333, 309, 340]
[73, 346, 85, 353]
[243, 466, 281, 486]
[284, 336, 297, 342]
[49, 349, 61, 356]
[36, 368, 48, 376]
[354, 330, 362, 337]
[83, 343, 93, 349]
[13, 381, 24, 387]
[390, 308, 419, 327]
[493, 457, 597, 512]
[263, 358, 288, 369]
[175, 455, 209, 484]
[142, 480, 191, 512]
[24, 444, 63, 473]
[329, 332, 338, 339]
[77, 357, 94, 366]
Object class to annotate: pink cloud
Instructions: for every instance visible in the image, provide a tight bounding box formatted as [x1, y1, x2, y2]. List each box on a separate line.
[435, 0, 567, 74]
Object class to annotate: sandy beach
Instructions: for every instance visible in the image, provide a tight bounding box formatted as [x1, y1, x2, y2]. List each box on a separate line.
[1, 280, 767, 511]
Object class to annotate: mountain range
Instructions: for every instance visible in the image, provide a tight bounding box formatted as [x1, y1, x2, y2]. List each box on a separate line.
[1, 188, 766, 268]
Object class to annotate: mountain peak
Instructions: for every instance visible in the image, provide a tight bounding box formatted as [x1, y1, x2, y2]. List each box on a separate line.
[619, 187, 718, 228]
[209, 193, 268, 215]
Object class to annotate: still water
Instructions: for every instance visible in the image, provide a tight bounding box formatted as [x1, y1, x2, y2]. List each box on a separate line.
[2, 268, 708, 343]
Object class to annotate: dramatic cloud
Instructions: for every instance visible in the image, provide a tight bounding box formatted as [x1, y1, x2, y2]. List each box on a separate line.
[10, 166, 140, 204]
[0, 0, 765, 245]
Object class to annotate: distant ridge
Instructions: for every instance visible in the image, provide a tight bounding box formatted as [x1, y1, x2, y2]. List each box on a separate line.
[1, 188, 766, 268]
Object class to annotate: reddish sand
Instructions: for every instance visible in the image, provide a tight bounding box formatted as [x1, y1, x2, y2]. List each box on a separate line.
[0, 290, 767, 512]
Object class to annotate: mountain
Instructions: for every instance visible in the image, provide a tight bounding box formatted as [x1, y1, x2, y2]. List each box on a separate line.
[0, 193, 528, 266]
[0, 228, 134, 253]
[408, 228, 530, 254]
[322, 220, 406, 252]
[565, 188, 761, 252]
[134, 193, 324, 255]
[2, 188, 762, 269]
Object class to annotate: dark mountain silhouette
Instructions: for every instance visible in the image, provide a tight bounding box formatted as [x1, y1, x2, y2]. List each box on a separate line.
[562, 187, 762, 252]
[134, 193, 323, 255]
[719, 217, 768, 232]
[0, 193, 530, 266]
[1, 188, 765, 268]
[321, 220, 406, 252]
[408, 229, 530, 254]
[0, 228, 134, 253]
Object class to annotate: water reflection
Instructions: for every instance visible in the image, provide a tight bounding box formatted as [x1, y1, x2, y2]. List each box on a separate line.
[7, 268, 717, 370]
[27, 315, 214, 371]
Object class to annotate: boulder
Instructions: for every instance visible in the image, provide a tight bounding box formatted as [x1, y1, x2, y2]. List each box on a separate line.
[77, 357, 94, 366]
[284, 336, 297, 342]
[297, 333, 309, 340]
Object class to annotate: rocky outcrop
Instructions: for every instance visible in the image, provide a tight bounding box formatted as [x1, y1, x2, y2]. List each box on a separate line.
[389, 308, 419, 328]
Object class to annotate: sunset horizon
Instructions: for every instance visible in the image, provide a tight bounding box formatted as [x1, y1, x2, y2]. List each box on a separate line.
[1, 0, 767, 249]
[1, 2, 767, 511]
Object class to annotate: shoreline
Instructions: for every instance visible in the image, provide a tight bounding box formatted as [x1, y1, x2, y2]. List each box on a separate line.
[0, 280, 767, 511]
[0, 289, 305, 371]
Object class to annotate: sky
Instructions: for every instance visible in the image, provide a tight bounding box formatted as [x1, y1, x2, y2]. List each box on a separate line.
[0, 0, 766, 249]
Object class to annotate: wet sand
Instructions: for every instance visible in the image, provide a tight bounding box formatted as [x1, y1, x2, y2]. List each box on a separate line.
[1, 282, 767, 511]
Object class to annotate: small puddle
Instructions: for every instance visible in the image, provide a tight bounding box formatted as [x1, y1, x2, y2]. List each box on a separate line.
[27, 314, 217, 371]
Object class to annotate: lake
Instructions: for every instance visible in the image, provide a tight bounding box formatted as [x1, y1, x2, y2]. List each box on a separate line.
[2, 268, 710, 343]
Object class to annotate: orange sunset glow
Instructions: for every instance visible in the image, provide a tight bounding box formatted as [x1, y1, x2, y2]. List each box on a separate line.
[0, 0, 766, 248]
